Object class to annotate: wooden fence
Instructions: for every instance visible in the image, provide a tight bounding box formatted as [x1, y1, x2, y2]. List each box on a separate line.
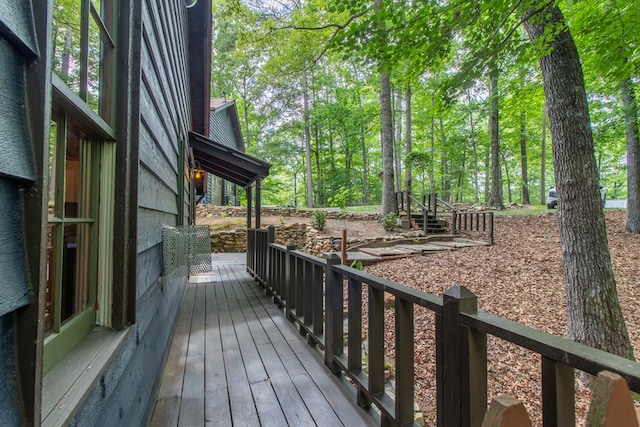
[246, 226, 640, 427]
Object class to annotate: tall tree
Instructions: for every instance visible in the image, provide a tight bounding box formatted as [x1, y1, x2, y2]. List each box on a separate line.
[466, 91, 480, 204]
[405, 84, 413, 209]
[524, 4, 634, 358]
[380, 71, 396, 216]
[302, 69, 314, 207]
[488, 60, 503, 209]
[394, 90, 403, 194]
[622, 78, 640, 232]
[520, 112, 530, 204]
[540, 103, 547, 204]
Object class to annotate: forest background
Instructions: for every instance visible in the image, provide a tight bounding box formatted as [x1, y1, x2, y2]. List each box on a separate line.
[209, 0, 638, 214]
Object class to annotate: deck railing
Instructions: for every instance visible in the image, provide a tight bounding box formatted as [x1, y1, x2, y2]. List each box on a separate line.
[246, 225, 640, 427]
[452, 211, 495, 245]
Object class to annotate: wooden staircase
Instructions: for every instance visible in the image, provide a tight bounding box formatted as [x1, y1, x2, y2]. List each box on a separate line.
[410, 212, 449, 234]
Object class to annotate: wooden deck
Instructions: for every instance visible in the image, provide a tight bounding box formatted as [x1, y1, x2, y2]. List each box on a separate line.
[149, 253, 378, 427]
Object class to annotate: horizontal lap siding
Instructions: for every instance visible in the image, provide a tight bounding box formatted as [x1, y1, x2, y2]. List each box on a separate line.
[70, 278, 184, 427]
[72, 0, 193, 425]
[130, 0, 191, 423]
[0, 315, 20, 425]
[0, 4, 41, 424]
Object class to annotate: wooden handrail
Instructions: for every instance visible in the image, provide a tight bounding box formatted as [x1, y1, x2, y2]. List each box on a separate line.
[246, 234, 640, 426]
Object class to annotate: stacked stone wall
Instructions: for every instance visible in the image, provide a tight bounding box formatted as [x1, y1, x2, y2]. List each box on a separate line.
[198, 204, 378, 221]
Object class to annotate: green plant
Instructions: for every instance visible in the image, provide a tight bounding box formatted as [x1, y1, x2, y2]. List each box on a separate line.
[312, 210, 327, 230]
[350, 260, 363, 270]
[381, 213, 398, 231]
[327, 187, 351, 216]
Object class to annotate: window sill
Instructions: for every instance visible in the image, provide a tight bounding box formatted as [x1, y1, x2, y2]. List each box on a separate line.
[41, 327, 130, 427]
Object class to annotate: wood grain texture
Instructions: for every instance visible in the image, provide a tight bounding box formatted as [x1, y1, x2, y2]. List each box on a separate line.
[151, 255, 378, 426]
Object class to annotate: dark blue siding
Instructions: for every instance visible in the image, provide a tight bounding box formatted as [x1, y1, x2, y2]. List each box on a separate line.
[0, 315, 20, 426]
[70, 279, 184, 427]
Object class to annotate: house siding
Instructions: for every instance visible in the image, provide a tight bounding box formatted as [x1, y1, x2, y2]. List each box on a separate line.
[68, 278, 183, 427]
[69, 0, 194, 424]
[0, 315, 20, 426]
[0, 2, 44, 425]
[209, 108, 238, 148]
[1, 0, 206, 423]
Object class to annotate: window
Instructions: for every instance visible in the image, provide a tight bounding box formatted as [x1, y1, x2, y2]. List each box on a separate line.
[44, 0, 117, 375]
[52, 0, 115, 122]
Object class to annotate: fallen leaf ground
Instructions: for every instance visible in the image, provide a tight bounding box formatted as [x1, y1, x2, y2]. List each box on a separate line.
[365, 209, 640, 425]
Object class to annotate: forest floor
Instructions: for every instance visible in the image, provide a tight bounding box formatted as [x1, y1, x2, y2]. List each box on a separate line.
[198, 208, 640, 425]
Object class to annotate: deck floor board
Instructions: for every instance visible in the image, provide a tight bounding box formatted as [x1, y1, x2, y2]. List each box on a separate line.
[150, 253, 377, 426]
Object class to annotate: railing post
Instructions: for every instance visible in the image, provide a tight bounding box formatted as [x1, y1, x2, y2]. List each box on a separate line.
[395, 297, 414, 425]
[442, 285, 487, 427]
[452, 211, 457, 235]
[488, 212, 494, 245]
[246, 229, 253, 272]
[433, 193, 438, 218]
[284, 243, 296, 311]
[324, 254, 342, 375]
[265, 226, 275, 296]
[312, 263, 323, 339]
[542, 357, 575, 427]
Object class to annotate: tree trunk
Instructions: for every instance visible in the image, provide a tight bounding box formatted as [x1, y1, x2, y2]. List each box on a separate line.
[242, 76, 252, 148]
[351, 62, 369, 205]
[622, 78, 640, 233]
[520, 112, 530, 204]
[430, 95, 436, 194]
[500, 151, 512, 204]
[540, 102, 547, 204]
[489, 64, 503, 209]
[394, 90, 403, 194]
[302, 70, 314, 208]
[524, 5, 634, 359]
[439, 115, 450, 202]
[380, 71, 395, 217]
[405, 84, 413, 213]
[467, 91, 480, 204]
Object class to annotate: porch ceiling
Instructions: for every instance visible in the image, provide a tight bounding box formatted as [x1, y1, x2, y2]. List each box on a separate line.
[189, 131, 270, 189]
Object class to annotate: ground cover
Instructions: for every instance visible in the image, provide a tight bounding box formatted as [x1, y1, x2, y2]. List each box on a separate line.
[364, 209, 640, 425]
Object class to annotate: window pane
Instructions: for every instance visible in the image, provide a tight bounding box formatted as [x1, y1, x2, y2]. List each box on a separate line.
[45, 224, 59, 336]
[61, 223, 91, 325]
[48, 119, 58, 216]
[52, 1, 82, 96]
[64, 125, 82, 218]
[87, 12, 101, 114]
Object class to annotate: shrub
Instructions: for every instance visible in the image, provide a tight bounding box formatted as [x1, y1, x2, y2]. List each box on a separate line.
[312, 210, 327, 230]
[381, 213, 398, 231]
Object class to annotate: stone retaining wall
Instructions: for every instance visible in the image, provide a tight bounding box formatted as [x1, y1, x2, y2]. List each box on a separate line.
[210, 223, 426, 256]
[211, 223, 311, 253]
[198, 204, 379, 221]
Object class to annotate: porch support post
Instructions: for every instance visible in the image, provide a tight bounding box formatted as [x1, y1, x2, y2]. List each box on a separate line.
[256, 179, 261, 228]
[246, 186, 252, 229]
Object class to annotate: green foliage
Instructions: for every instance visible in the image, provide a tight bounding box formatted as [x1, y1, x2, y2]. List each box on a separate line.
[210, 0, 635, 211]
[312, 210, 327, 230]
[349, 260, 363, 270]
[327, 187, 351, 215]
[381, 213, 398, 231]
